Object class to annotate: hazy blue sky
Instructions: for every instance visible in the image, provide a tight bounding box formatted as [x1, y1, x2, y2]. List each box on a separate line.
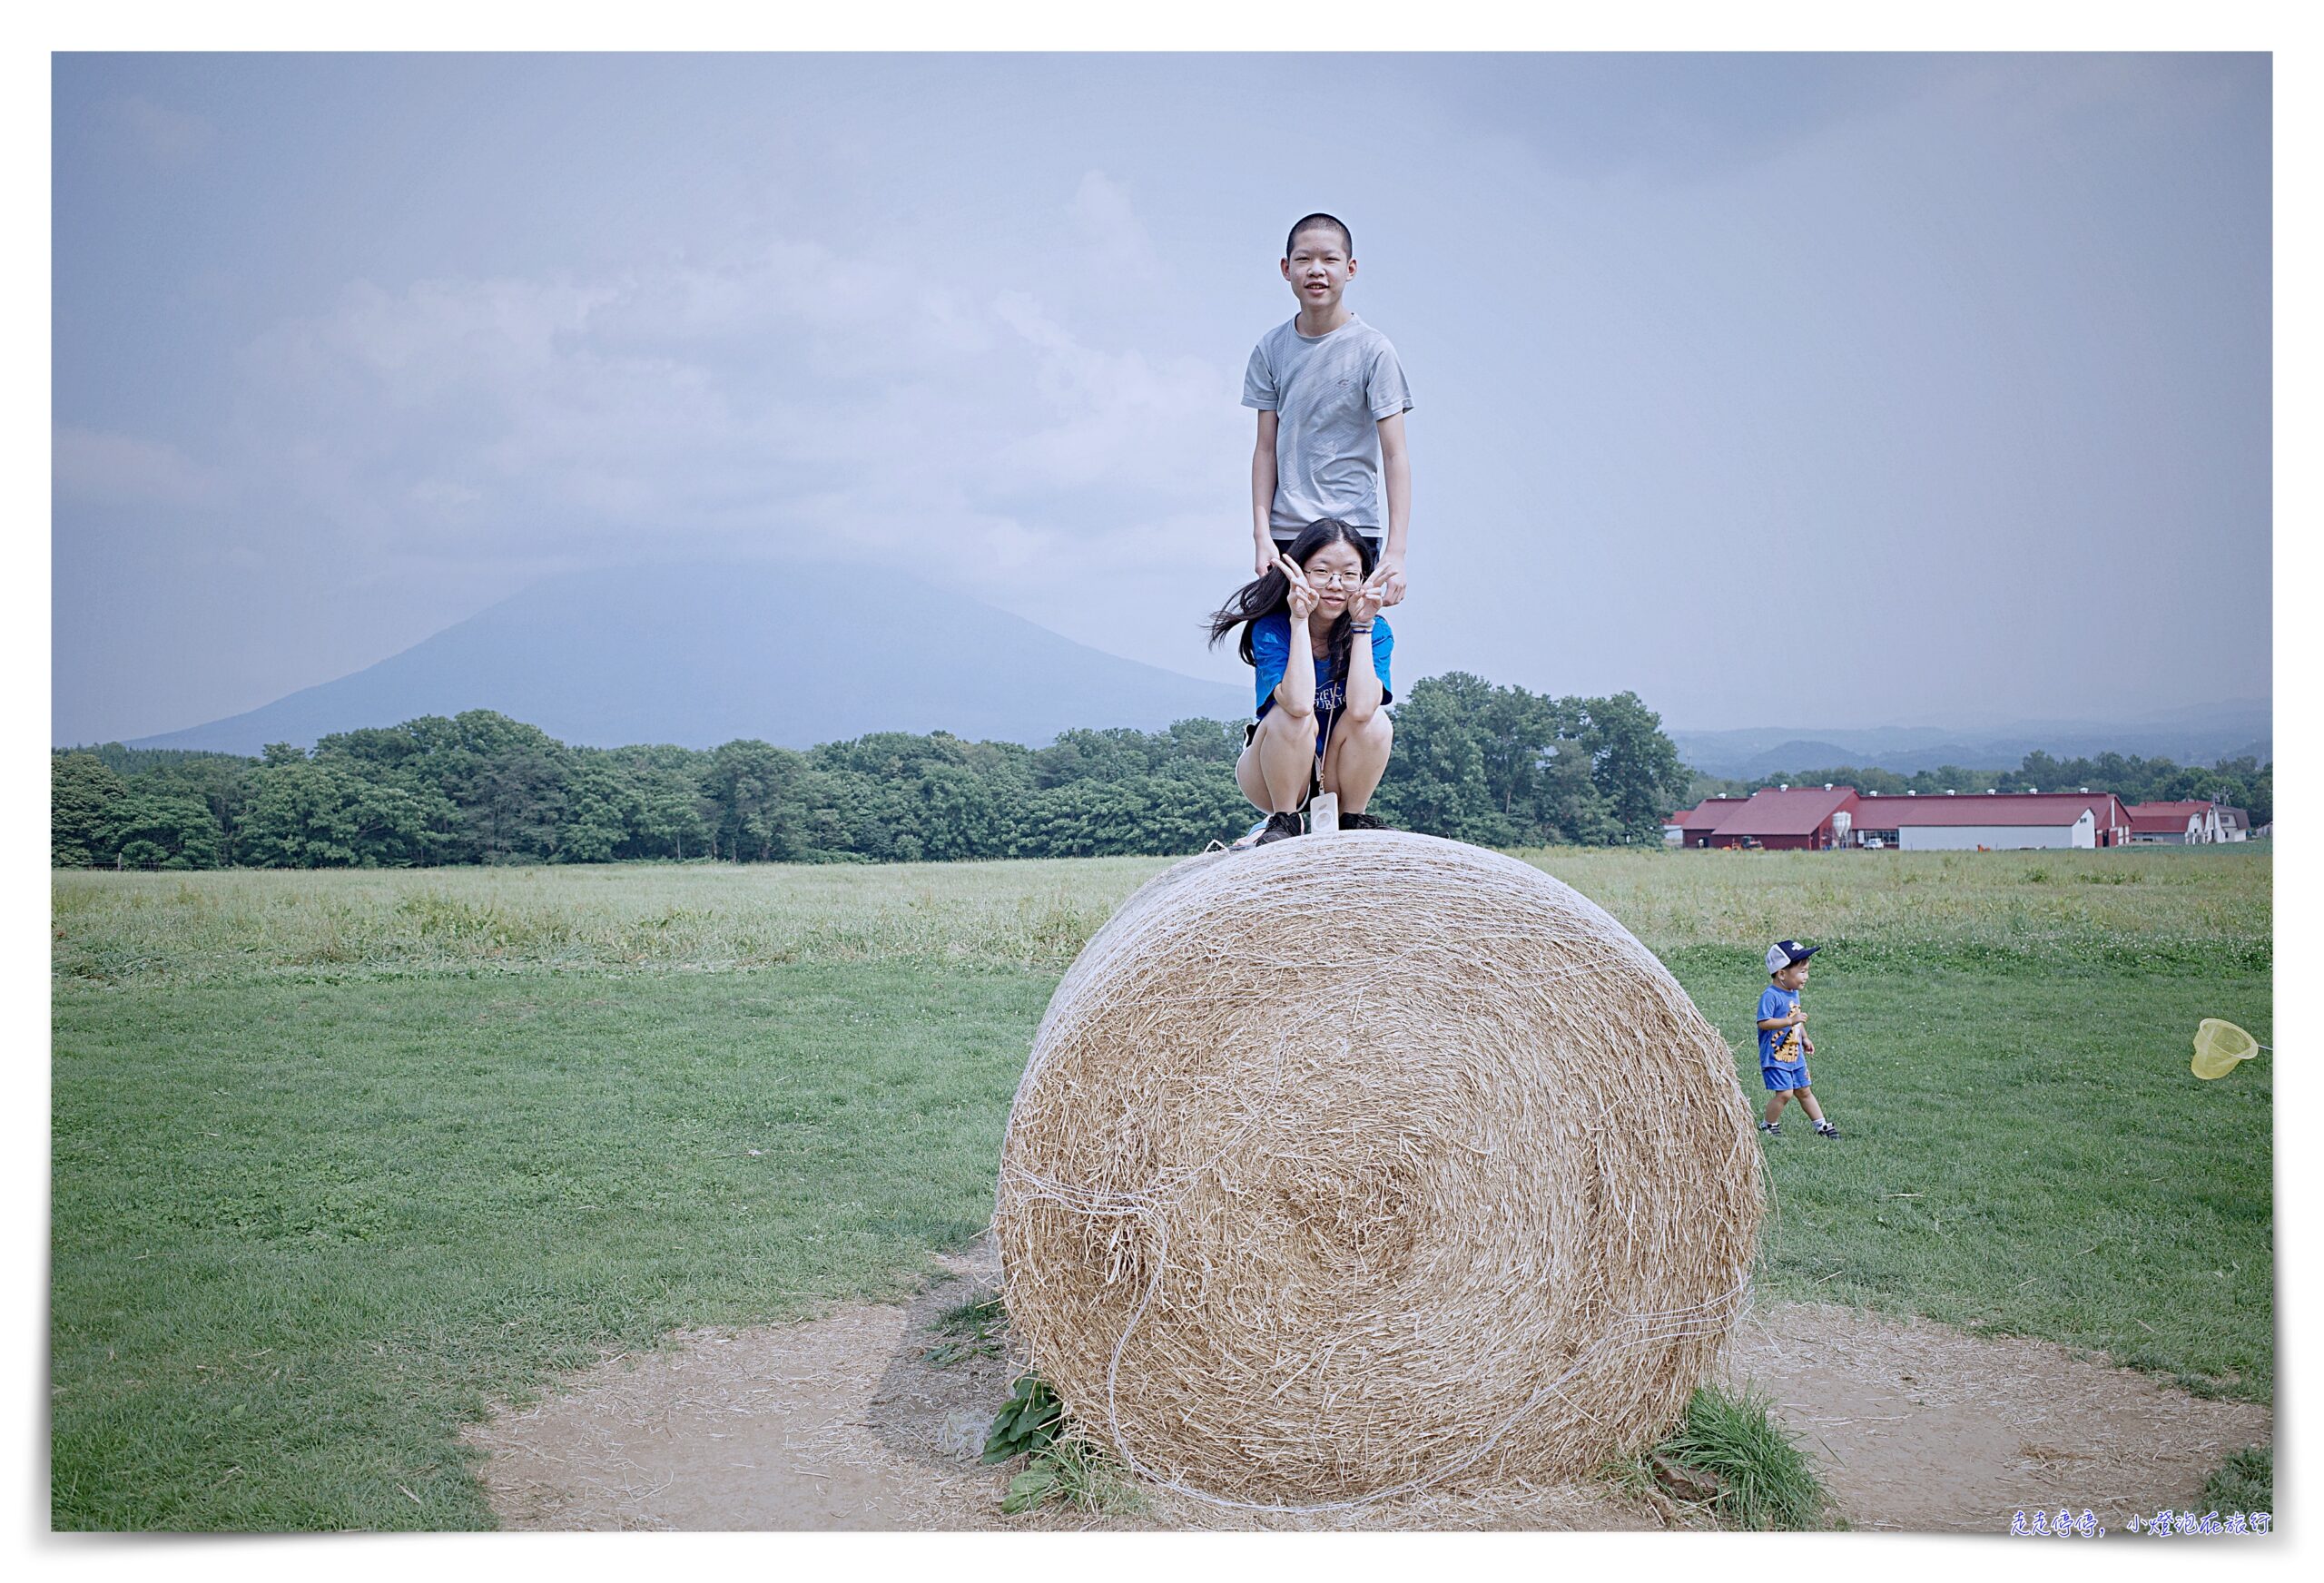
[52, 52, 2270, 744]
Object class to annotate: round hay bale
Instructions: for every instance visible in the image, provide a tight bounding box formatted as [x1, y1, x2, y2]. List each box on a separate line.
[994, 831, 1763, 1511]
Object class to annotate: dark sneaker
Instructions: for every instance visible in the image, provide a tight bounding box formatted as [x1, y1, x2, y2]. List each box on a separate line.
[1339, 811, 1392, 831]
[1758, 1121, 1782, 1137]
[1814, 1121, 1841, 1138]
[1253, 811, 1304, 846]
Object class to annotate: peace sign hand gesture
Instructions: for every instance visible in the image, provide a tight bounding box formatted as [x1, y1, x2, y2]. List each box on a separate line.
[1277, 553, 1320, 621]
[1347, 565, 1390, 626]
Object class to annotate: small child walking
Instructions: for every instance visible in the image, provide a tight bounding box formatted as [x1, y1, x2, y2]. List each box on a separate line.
[1758, 939, 1840, 1139]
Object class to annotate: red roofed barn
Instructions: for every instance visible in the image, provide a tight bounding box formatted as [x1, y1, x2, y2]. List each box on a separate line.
[2127, 801, 2225, 844]
[1674, 795, 1750, 849]
[1704, 785, 1860, 850]
[1850, 790, 2132, 850]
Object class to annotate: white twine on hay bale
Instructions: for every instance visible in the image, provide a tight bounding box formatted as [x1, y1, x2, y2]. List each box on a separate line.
[993, 831, 1765, 1514]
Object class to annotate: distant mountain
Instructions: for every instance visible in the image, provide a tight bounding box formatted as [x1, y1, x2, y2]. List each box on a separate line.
[1671, 698, 2272, 780]
[124, 561, 1250, 755]
[1726, 740, 1895, 781]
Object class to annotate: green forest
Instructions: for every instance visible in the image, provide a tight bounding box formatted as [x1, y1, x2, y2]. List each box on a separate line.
[50, 674, 1692, 870]
[51, 675, 2271, 871]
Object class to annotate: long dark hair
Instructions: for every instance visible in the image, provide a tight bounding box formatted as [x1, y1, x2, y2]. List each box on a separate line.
[1206, 518, 1375, 687]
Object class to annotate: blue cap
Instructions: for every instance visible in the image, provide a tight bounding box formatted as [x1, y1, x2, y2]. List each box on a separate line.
[1767, 939, 1820, 975]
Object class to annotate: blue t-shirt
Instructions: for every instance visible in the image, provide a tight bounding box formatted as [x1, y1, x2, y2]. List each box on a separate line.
[1758, 984, 1802, 1063]
[1251, 613, 1394, 756]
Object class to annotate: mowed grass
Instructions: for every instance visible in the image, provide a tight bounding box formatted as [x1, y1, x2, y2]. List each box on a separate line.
[1674, 957, 2271, 1397]
[51, 845, 2270, 1528]
[53, 966, 1050, 1529]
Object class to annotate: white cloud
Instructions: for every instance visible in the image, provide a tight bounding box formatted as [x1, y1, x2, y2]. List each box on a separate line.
[225, 192, 1250, 610]
[1070, 170, 1159, 276]
[53, 427, 227, 507]
[988, 291, 1243, 495]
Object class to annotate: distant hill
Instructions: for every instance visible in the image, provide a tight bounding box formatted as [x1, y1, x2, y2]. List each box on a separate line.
[124, 561, 1250, 755]
[1671, 698, 2272, 780]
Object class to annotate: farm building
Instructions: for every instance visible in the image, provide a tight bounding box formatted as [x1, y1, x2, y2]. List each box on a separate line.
[2127, 801, 2225, 844]
[1669, 796, 1750, 848]
[2214, 806, 2252, 842]
[1701, 785, 1860, 850]
[1850, 790, 2132, 850]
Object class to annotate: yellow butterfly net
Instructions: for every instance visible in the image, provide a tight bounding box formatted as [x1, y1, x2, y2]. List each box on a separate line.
[2191, 1018, 2266, 1080]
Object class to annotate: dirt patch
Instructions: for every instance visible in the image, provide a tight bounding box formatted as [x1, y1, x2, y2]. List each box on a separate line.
[467, 1243, 2269, 1532]
[465, 1248, 1028, 1531]
[1727, 1303, 2270, 1532]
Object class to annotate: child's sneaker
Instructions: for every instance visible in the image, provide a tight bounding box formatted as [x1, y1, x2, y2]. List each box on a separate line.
[1758, 1121, 1781, 1138]
[1814, 1120, 1841, 1138]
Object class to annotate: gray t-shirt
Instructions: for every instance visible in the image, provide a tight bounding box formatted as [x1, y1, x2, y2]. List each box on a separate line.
[1242, 314, 1413, 536]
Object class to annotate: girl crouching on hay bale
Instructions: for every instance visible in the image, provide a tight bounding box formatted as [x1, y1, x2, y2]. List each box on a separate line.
[1207, 517, 1396, 846]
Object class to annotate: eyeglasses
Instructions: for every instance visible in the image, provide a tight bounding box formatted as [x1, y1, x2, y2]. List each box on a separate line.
[1303, 570, 1369, 589]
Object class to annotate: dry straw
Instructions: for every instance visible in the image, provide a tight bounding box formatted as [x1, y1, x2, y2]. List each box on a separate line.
[994, 831, 1764, 1513]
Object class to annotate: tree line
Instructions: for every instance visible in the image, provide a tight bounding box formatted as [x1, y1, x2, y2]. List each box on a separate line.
[50, 675, 1693, 870]
[1689, 751, 2272, 827]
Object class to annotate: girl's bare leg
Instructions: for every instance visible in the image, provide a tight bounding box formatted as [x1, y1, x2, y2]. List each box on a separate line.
[1320, 711, 1393, 813]
[1236, 706, 1319, 813]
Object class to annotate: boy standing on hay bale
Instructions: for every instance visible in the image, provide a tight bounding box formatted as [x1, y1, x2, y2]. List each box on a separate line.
[1758, 940, 1841, 1139]
[1242, 212, 1413, 602]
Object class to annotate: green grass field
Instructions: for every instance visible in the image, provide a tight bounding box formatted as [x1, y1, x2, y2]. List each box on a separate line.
[51, 845, 2272, 1529]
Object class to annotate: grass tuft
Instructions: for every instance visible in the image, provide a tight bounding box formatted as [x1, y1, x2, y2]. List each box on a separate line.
[1019, 1431, 1148, 1516]
[925, 1291, 1008, 1367]
[980, 1370, 1146, 1516]
[2200, 1445, 2271, 1513]
[1646, 1383, 1836, 1530]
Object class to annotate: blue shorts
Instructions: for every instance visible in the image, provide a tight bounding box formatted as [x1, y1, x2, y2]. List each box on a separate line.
[1761, 1059, 1811, 1093]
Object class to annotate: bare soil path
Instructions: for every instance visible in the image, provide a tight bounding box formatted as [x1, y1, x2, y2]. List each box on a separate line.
[465, 1247, 1028, 1532]
[1728, 1303, 2269, 1532]
[467, 1242, 2268, 1532]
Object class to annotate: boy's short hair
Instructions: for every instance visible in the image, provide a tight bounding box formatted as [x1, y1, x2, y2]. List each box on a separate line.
[1285, 212, 1354, 259]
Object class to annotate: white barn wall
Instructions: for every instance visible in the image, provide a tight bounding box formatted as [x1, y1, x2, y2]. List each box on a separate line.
[1896, 812, 2095, 850]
